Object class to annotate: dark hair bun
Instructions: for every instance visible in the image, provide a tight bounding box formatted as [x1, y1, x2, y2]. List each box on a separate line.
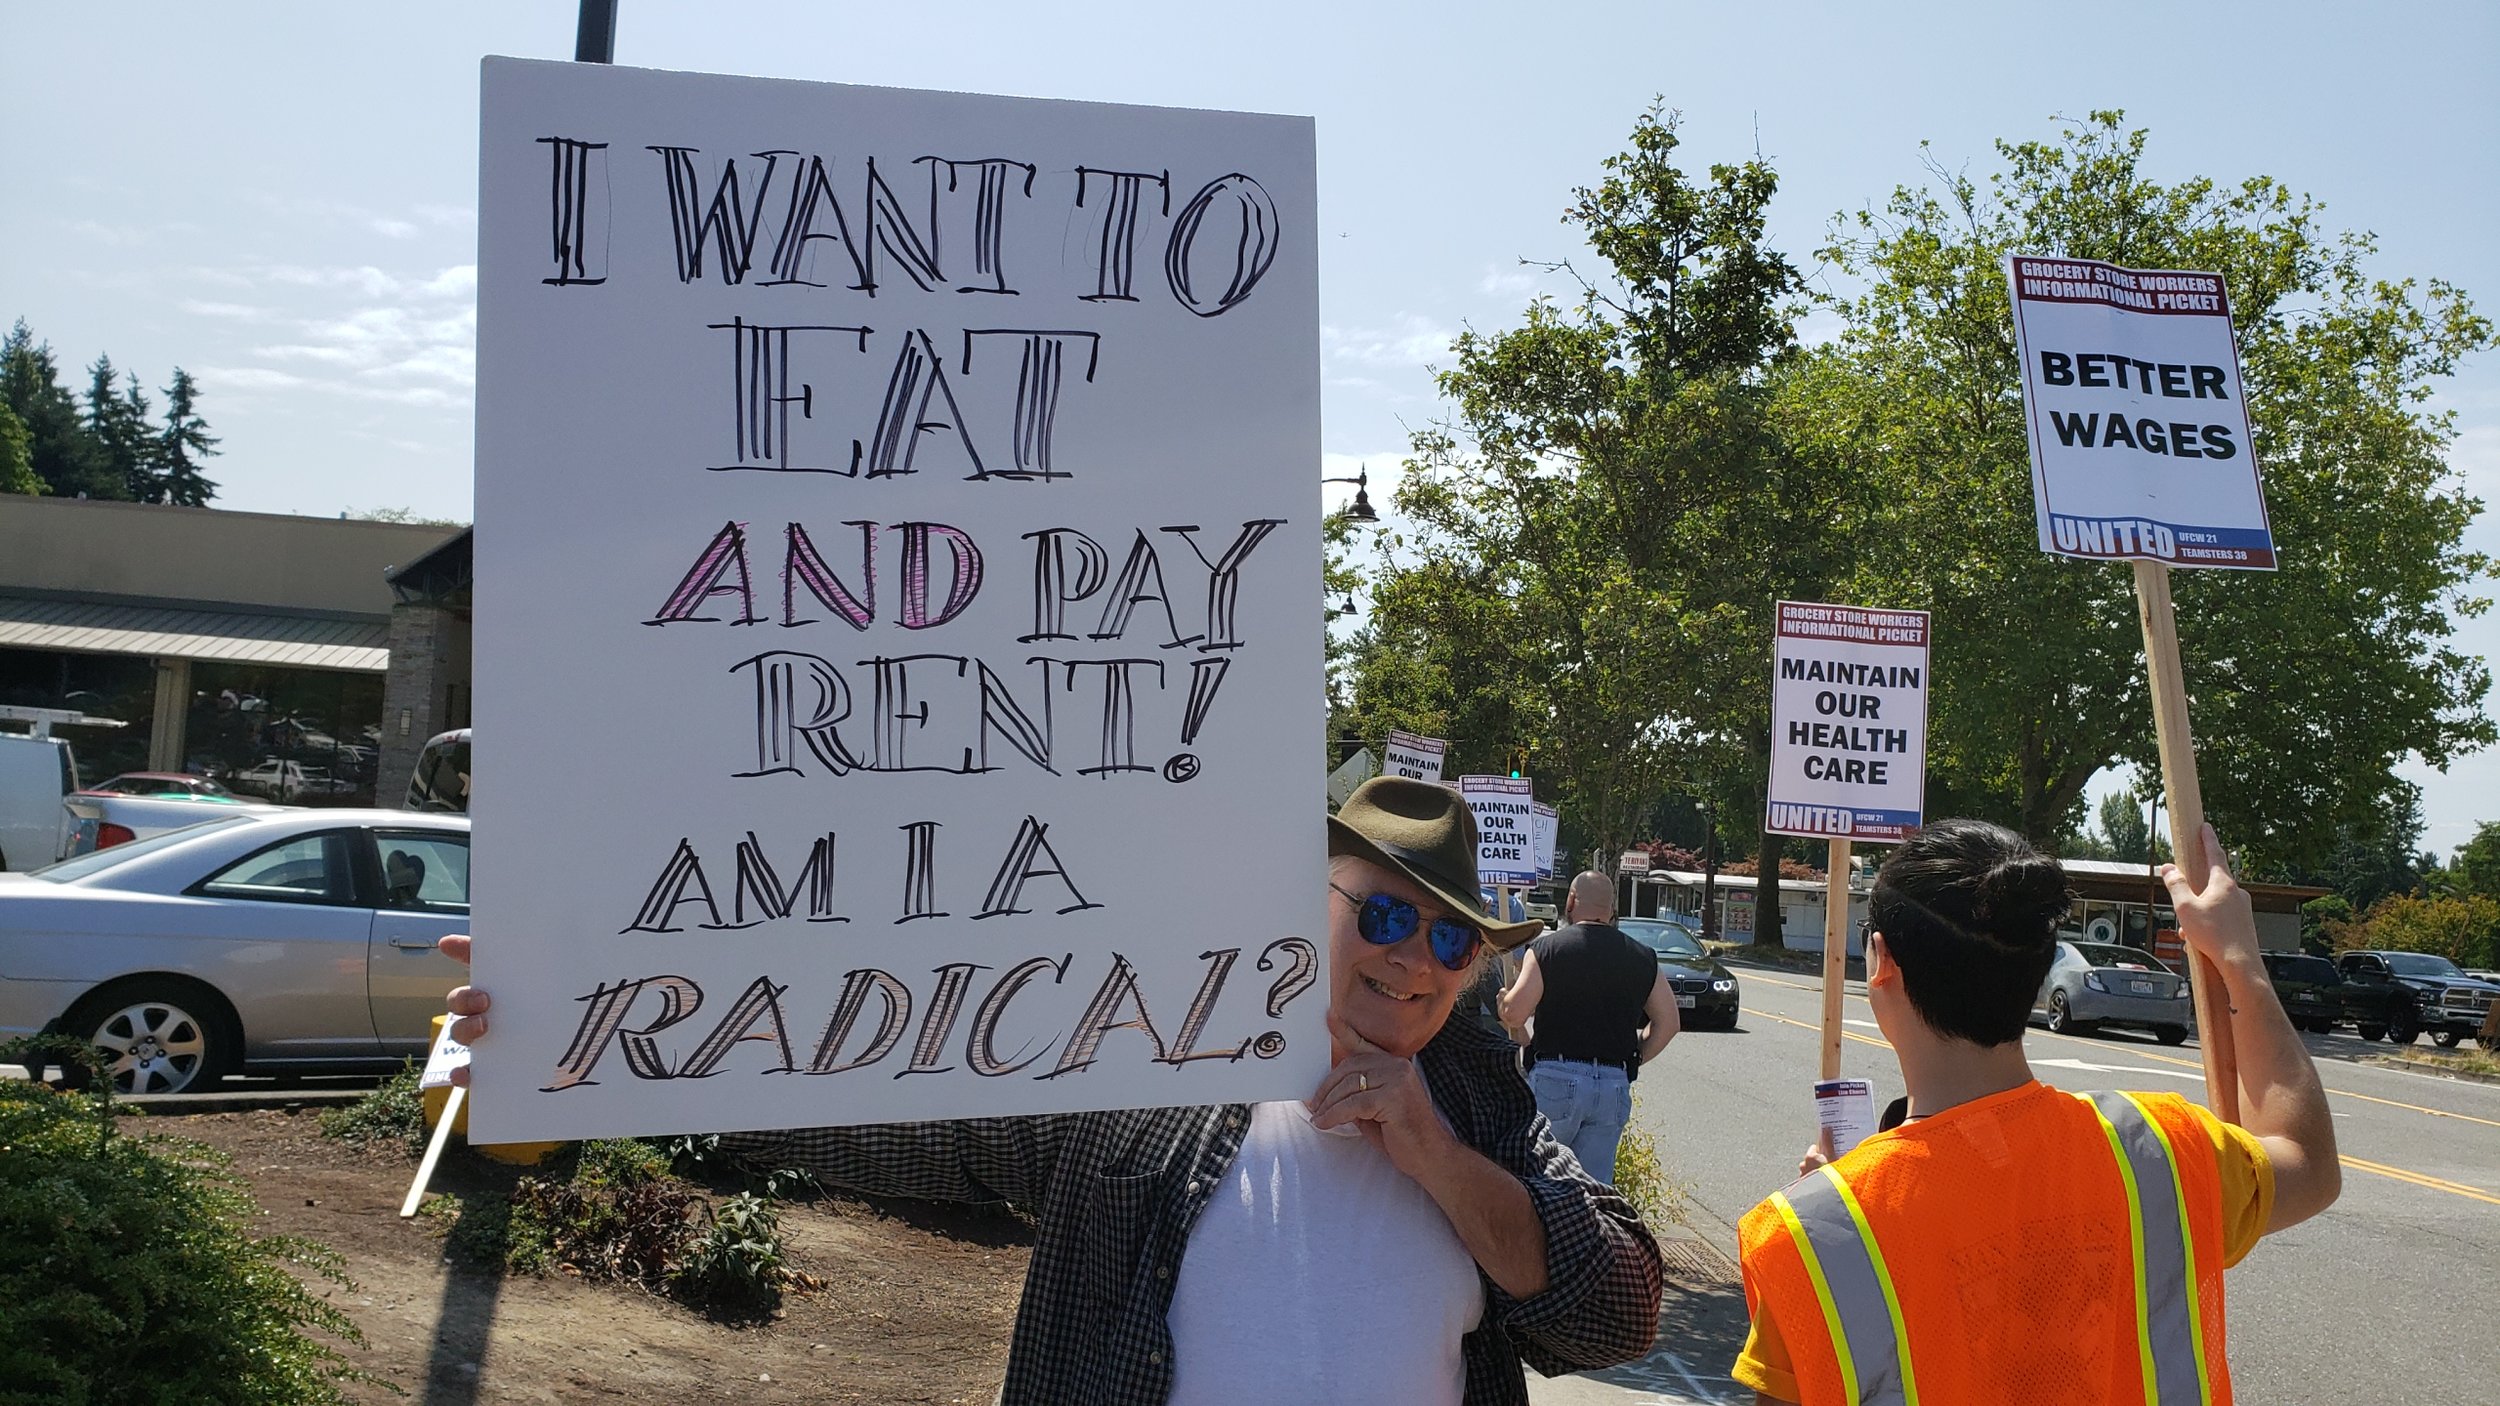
[1971, 855, 2072, 930]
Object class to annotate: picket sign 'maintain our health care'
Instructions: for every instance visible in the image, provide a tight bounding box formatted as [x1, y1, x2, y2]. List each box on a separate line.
[468, 59, 1322, 1143]
[1763, 601, 1931, 843]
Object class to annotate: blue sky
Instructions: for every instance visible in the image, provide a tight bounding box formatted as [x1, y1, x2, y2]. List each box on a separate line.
[5, 1, 2494, 850]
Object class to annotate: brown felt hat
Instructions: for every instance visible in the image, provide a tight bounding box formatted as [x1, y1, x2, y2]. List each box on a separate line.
[1328, 776, 1544, 951]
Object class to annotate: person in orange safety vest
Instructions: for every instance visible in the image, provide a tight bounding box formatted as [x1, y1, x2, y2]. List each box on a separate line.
[1733, 819, 2341, 1405]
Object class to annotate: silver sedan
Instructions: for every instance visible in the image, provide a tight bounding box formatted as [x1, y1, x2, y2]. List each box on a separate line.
[2031, 939, 2195, 1045]
[0, 810, 471, 1093]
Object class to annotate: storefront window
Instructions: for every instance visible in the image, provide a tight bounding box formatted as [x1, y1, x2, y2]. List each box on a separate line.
[186, 663, 385, 807]
[0, 647, 155, 782]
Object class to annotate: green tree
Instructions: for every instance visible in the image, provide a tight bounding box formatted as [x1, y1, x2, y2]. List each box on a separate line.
[2331, 892, 2500, 970]
[155, 367, 220, 507]
[1, 320, 115, 498]
[2449, 821, 2500, 900]
[85, 354, 161, 503]
[1812, 114, 2493, 865]
[0, 400, 39, 495]
[1340, 108, 1847, 941]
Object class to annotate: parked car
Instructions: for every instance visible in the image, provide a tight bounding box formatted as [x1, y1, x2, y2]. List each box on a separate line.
[2335, 949, 2500, 1047]
[231, 758, 355, 802]
[0, 810, 472, 1093]
[405, 727, 471, 813]
[2033, 940, 2194, 1044]
[83, 771, 236, 799]
[2258, 950, 2347, 1034]
[64, 790, 287, 856]
[0, 730, 80, 871]
[1617, 914, 1741, 1031]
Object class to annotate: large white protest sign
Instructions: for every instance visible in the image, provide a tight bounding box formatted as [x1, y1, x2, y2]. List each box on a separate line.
[1764, 601, 1930, 843]
[1531, 802, 1558, 881]
[2007, 255, 2274, 570]
[469, 59, 1322, 1142]
[1381, 729, 1448, 785]
[1460, 775, 1539, 887]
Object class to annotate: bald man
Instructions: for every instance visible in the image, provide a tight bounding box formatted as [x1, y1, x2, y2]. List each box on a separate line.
[1499, 871, 1680, 1181]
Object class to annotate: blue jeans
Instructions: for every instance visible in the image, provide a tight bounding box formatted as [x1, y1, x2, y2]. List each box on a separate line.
[1527, 1058, 1634, 1183]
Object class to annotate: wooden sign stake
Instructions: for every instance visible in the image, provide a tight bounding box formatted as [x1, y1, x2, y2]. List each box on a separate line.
[2132, 560, 2241, 1123]
[1820, 837, 1853, 1081]
[399, 1083, 465, 1218]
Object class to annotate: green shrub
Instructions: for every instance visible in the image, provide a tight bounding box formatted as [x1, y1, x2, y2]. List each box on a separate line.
[2332, 893, 2500, 969]
[315, 1062, 427, 1153]
[576, 1137, 672, 1188]
[510, 1172, 695, 1283]
[1612, 1108, 1689, 1234]
[675, 1192, 790, 1313]
[0, 1077, 377, 1405]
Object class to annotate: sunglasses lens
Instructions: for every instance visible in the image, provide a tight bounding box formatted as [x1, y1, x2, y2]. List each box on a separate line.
[1429, 921, 1478, 972]
[1359, 893, 1418, 945]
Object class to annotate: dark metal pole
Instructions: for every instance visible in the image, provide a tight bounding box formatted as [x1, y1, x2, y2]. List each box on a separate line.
[1700, 798, 1719, 943]
[575, 0, 617, 63]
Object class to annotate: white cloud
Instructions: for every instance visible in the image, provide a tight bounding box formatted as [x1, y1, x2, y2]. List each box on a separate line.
[179, 299, 275, 322]
[1323, 314, 1458, 368]
[1479, 263, 1545, 298]
[198, 366, 309, 392]
[2446, 423, 2500, 494]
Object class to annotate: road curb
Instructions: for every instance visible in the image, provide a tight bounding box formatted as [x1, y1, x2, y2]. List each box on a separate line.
[116, 1089, 372, 1115]
[2361, 1054, 2500, 1086]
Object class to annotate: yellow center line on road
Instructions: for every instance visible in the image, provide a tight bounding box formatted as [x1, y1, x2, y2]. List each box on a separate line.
[1739, 969, 2500, 1131]
[2338, 1156, 2500, 1208]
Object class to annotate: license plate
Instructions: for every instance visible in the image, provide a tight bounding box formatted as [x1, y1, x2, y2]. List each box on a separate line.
[1676, 995, 1697, 1009]
[2129, 980, 2156, 995]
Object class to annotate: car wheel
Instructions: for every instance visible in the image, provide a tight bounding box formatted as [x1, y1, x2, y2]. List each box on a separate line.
[2047, 991, 2096, 1036]
[62, 982, 233, 1095]
[2387, 1008, 2421, 1046]
[2155, 1025, 2190, 1046]
[2431, 1029, 2461, 1049]
[2356, 1024, 2387, 1042]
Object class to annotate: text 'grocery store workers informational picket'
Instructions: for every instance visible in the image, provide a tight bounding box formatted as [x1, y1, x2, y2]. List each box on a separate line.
[1460, 775, 1539, 888]
[2006, 254, 2274, 569]
[1764, 601, 1930, 843]
[1381, 729, 1448, 785]
[468, 58, 1322, 1142]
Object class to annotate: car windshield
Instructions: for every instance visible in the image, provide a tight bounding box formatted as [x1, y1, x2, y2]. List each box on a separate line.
[2384, 953, 2464, 978]
[29, 815, 259, 881]
[1619, 919, 1706, 959]
[2071, 942, 2170, 971]
[2269, 954, 2342, 983]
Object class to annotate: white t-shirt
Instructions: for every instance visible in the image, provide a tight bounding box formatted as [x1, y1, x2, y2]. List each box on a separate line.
[1163, 1094, 1485, 1405]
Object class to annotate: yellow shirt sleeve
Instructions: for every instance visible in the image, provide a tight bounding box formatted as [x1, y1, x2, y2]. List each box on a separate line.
[1733, 1297, 1801, 1401]
[2183, 1101, 2275, 1266]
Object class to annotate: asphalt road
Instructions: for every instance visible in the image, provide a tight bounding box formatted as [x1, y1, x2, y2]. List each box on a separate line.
[1556, 959, 2500, 1405]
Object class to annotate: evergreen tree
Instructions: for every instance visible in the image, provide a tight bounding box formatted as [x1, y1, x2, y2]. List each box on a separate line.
[1, 320, 114, 498]
[155, 368, 220, 507]
[0, 400, 39, 495]
[85, 355, 160, 503]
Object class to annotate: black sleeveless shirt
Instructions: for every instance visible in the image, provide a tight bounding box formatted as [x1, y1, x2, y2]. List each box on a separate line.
[1525, 922, 1658, 1074]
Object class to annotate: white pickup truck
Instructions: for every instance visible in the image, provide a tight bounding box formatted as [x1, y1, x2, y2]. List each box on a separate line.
[0, 730, 79, 871]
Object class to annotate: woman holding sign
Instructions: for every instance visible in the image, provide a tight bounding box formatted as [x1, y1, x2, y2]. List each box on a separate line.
[440, 777, 1664, 1405]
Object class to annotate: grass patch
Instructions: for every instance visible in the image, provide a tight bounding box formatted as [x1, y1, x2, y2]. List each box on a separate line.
[2397, 1047, 2500, 1079]
[315, 1063, 427, 1155]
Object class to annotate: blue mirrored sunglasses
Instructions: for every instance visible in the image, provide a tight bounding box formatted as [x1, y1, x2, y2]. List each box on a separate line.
[1331, 883, 1480, 971]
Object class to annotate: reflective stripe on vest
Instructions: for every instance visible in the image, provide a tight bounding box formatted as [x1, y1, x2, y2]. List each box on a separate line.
[1766, 1165, 1918, 1406]
[2080, 1091, 2216, 1405]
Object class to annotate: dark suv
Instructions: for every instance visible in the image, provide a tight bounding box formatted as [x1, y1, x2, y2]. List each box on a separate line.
[2336, 950, 2500, 1047]
[2258, 951, 2346, 1034]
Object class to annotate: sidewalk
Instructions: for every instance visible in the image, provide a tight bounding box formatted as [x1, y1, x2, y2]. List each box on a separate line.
[1526, 1232, 1754, 1406]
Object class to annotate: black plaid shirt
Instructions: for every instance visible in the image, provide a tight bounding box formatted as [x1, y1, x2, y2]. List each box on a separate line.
[726, 1014, 1662, 1405]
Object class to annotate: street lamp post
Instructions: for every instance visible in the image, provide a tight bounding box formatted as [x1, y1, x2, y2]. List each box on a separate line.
[1322, 465, 1380, 523]
[2145, 788, 2164, 951]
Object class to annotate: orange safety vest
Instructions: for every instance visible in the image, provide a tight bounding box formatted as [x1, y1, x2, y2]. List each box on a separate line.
[1739, 1084, 2233, 1405]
